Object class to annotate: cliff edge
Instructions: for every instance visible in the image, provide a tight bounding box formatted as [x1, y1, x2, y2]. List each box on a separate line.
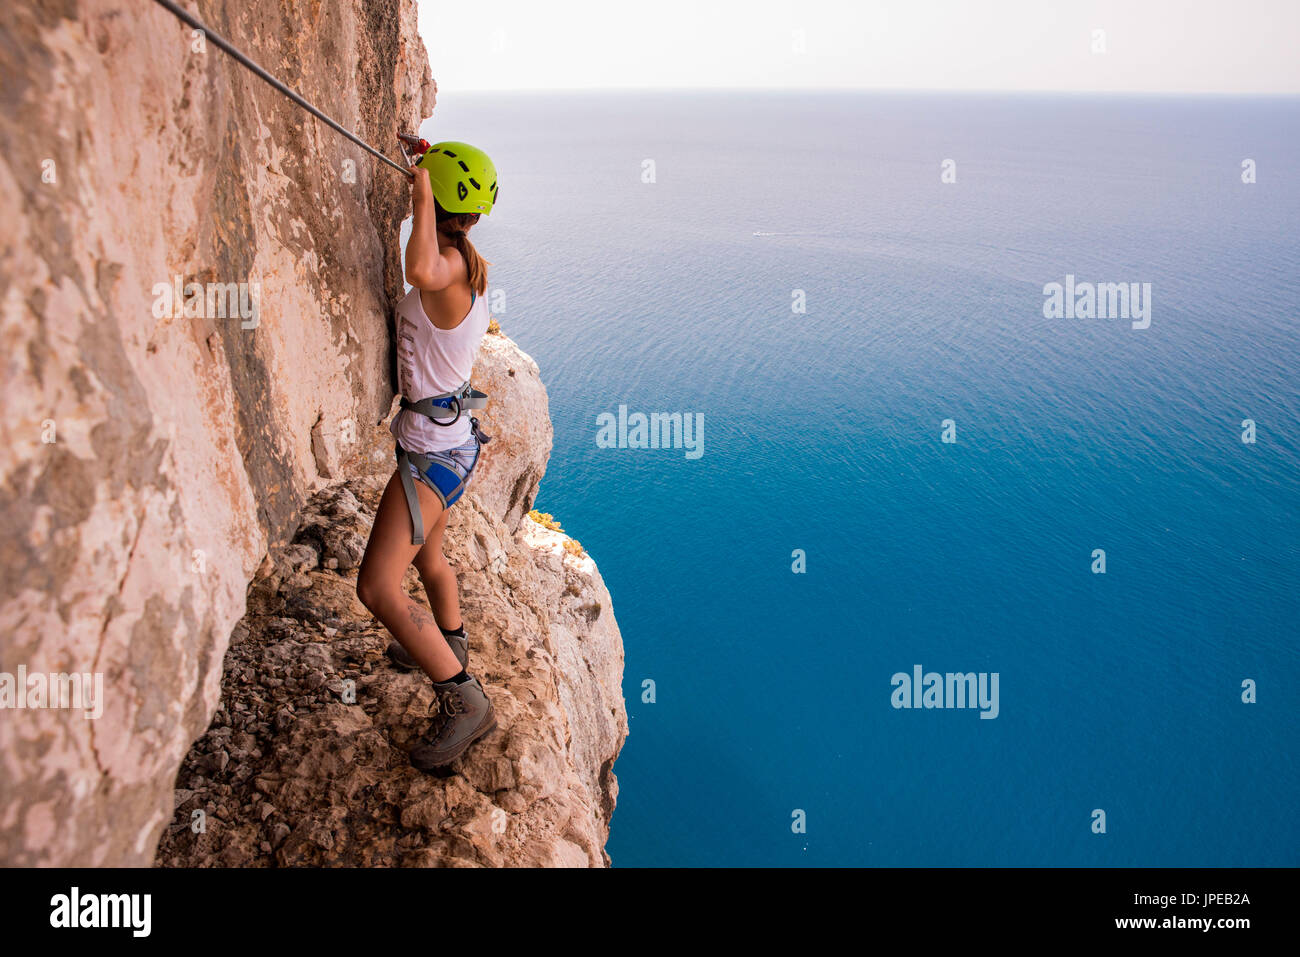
[0, 0, 627, 867]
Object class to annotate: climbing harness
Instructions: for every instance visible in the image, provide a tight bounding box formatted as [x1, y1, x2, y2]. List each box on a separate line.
[395, 380, 492, 546]
[150, 0, 414, 179]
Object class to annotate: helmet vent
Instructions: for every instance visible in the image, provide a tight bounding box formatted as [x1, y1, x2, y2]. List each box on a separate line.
[441, 149, 457, 158]
[457, 160, 470, 172]
[468, 177, 481, 189]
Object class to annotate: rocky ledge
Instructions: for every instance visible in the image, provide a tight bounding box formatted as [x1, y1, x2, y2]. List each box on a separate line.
[155, 333, 628, 867]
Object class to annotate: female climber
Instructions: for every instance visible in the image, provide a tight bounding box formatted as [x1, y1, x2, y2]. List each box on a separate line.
[356, 141, 500, 771]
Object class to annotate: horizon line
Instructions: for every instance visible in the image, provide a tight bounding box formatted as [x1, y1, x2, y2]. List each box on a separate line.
[444, 84, 1300, 98]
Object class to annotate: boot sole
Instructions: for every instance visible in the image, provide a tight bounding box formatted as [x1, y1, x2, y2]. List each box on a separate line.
[410, 709, 498, 771]
[386, 641, 467, 672]
[385, 646, 420, 671]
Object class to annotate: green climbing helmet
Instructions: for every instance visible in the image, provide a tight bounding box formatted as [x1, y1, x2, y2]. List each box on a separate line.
[417, 141, 498, 215]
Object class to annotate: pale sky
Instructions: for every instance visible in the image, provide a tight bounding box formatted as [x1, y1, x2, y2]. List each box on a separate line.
[418, 0, 1300, 94]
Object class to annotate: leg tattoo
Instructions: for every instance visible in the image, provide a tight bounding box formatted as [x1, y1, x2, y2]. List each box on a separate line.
[407, 601, 438, 633]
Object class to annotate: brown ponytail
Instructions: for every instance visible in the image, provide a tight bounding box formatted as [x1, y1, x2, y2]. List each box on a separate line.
[434, 200, 489, 296]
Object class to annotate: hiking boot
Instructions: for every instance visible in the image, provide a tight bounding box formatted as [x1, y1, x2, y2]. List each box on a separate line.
[410, 676, 497, 770]
[387, 630, 468, 672]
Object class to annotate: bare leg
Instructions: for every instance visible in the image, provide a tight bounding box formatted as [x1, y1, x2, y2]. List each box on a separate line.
[412, 512, 461, 632]
[356, 470, 462, 682]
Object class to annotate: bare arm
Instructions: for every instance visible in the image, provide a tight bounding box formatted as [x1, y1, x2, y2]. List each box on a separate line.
[404, 165, 462, 291]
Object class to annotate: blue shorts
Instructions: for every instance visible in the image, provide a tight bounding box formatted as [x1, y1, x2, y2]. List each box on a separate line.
[402, 439, 480, 508]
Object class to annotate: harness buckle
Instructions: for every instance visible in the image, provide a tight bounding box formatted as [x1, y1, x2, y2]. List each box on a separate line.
[440, 394, 462, 425]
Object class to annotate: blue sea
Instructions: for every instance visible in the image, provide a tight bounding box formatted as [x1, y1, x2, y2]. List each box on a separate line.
[419, 91, 1300, 867]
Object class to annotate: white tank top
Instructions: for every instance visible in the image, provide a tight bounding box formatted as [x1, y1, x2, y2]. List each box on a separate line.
[389, 286, 490, 453]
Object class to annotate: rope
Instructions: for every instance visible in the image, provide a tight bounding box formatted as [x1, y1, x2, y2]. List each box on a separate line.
[150, 0, 414, 179]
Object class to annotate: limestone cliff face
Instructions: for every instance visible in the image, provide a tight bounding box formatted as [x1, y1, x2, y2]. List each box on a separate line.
[0, 0, 627, 866]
